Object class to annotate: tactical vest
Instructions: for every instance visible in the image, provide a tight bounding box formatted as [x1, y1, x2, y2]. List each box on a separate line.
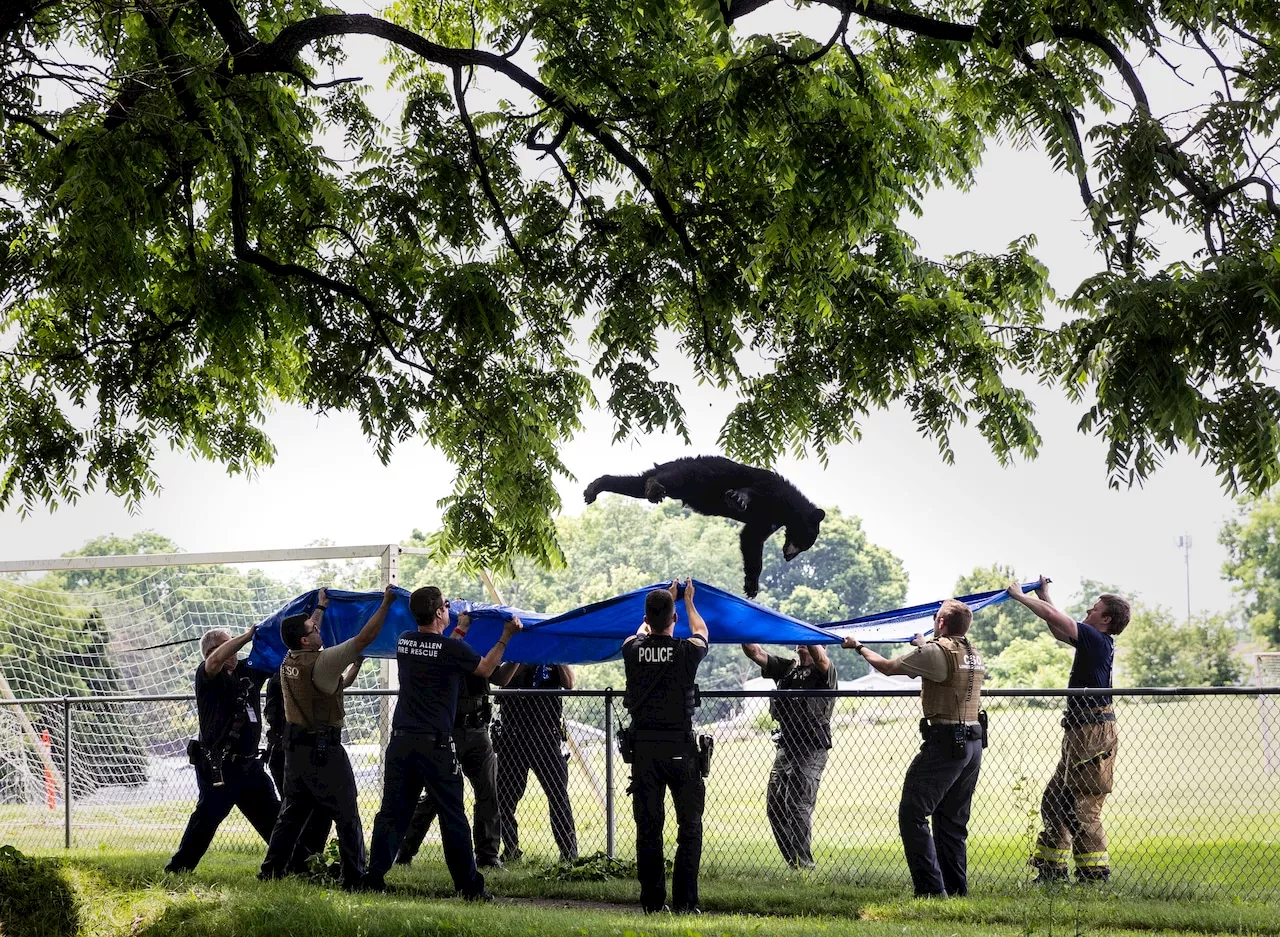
[919, 636, 985, 723]
[280, 649, 346, 731]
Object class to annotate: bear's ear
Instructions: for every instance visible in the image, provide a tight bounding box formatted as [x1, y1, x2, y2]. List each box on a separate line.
[812, 508, 826, 523]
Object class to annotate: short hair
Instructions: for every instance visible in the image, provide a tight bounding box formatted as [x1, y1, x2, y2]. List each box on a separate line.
[200, 630, 231, 659]
[1099, 594, 1131, 634]
[410, 586, 445, 626]
[281, 614, 310, 651]
[938, 599, 973, 635]
[644, 589, 674, 627]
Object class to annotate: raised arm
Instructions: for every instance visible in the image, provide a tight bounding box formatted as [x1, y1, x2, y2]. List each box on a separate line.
[202, 626, 255, 675]
[474, 617, 523, 680]
[741, 643, 769, 667]
[841, 636, 911, 677]
[341, 659, 362, 689]
[352, 584, 397, 653]
[682, 578, 708, 642]
[491, 661, 519, 687]
[1007, 577, 1078, 643]
[807, 644, 831, 673]
[558, 664, 575, 690]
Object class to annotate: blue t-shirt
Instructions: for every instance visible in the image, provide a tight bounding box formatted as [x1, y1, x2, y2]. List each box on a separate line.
[392, 630, 482, 735]
[1067, 621, 1115, 710]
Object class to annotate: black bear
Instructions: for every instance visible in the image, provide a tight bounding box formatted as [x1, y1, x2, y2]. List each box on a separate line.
[583, 455, 825, 599]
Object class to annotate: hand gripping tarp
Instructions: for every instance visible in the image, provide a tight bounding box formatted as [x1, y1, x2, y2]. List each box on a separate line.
[245, 580, 1038, 672]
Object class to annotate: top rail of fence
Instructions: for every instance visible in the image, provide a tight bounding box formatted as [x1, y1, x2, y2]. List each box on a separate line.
[2, 686, 1279, 706]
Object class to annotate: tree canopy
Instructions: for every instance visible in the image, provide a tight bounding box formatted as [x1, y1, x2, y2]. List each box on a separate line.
[1220, 492, 1280, 647]
[4, 0, 1280, 572]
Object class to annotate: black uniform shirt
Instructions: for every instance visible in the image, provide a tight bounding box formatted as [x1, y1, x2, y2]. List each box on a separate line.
[194, 661, 267, 756]
[1067, 621, 1115, 711]
[763, 653, 838, 749]
[393, 630, 482, 735]
[499, 664, 566, 730]
[623, 633, 708, 732]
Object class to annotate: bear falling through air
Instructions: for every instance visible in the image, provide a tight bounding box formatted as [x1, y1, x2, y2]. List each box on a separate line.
[583, 455, 826, 599]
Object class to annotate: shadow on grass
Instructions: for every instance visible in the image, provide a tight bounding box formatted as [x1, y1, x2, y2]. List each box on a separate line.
[61, 851, 1280, 937]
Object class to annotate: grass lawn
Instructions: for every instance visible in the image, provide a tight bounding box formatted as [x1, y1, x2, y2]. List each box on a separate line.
[43, 851, 1280, 937]
[9, 695, 1279, 902]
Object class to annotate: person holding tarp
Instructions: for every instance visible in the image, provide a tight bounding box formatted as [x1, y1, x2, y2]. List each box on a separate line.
[394, 607, 502, 870]
[258, 585, 392, 888]
[1007, 577, 1129, 884]
[622, 578, 710, 914]
[363, 586, 522, 898]
[166, 626, 278, 874]
[844, 599, 985, 898]
[740, 641, 837, 870]
[491, 659, 579, 864]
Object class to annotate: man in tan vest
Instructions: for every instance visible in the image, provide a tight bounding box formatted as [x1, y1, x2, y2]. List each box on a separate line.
[259, 584, 395, 888]
[844, 599, 985, 897]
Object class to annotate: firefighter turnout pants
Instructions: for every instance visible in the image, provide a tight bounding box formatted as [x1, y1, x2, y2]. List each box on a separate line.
[1034, 714, 1117, 881]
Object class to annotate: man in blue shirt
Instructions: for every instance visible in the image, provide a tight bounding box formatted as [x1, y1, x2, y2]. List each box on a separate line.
[363, 586, 522, 897]
[1008, 577, 1130, 883]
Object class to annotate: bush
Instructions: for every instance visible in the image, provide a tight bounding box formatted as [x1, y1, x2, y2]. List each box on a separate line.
[0, 844, 79, 937]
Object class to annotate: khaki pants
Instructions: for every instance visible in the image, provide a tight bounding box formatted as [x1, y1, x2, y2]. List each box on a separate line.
[1033, 714, 1117, 879]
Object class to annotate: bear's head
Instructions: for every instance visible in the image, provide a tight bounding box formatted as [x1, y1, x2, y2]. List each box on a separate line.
[782, 508, 826, 561]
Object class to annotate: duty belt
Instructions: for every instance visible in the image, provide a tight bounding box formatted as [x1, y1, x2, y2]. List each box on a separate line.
[285, 724, 341, 745]
[1062, 708, 1115, 727]
[391, 728, 453, 748]
[632, 728, 695, 743]
[923, 721, 982, 740]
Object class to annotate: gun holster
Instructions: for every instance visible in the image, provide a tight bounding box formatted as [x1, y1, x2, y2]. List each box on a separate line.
[311, 734, 330, 767]
[978, 709, 989, 749]
[697, 734, 714, 778]
[618, 724, 635, 764]
[186, 739, 203, 766]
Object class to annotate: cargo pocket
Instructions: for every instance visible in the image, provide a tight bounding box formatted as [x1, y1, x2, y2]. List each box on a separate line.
[1066, 722, 1117, 795]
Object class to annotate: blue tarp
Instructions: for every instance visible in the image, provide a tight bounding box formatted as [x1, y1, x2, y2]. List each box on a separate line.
[823, 584, 1038, 642]
[245, 580, 1038, 672]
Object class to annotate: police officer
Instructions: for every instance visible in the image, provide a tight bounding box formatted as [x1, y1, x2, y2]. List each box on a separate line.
[259, 585, 392, 887]
[364, 586, 522, 897]
[1008, 578, 1130, 883]
[263, 668, 332, 874]
[166, 626, 277, 873]
[394, 610, 502, 869]
[622, 578, 709, 914]
[740, 641, 837, 869]
[844, 599, 984, 898]
[492, 660, 578, 863]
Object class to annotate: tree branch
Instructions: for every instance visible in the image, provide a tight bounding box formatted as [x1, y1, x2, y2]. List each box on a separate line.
[452, 65, 527, 265]
[3, 110, 60, 144]
[221, 11, 699, 265]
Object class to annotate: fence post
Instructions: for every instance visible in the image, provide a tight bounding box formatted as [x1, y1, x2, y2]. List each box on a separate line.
[604, 688, 615, 859]
[63, 698, 71, 850]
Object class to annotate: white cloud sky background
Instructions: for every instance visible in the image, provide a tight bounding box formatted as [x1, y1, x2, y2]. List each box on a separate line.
[0, 8, 1255, 622]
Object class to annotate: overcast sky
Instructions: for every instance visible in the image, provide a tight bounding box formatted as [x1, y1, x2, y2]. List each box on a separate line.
[0, 6, 1254, 622]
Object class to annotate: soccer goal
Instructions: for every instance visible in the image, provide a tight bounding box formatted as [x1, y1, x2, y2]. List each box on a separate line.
[0, 543, 447, 850]
[1259, 652, 1280, 775]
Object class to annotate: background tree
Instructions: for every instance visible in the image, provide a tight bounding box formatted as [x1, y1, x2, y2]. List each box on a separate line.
[4, 1, 1280, 576]
[1122, 605, 1244, 687]
[952, 563, 1043, 658]
[1220, 493, 1280, 647]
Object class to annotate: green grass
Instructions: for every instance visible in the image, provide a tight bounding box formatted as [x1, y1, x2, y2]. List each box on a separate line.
[6, 695, 1280, 902]
[51, 851, 1280, 937]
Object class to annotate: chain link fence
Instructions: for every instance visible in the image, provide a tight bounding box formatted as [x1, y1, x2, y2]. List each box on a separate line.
[2, 687, 1278, 900]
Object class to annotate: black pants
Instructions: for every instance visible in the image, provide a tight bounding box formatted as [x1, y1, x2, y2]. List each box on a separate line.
[267, 737, 334, 872]
[260, 741, 365, 885]
[367, 734, 484, 896]
[766, 745, 829, 868]
[397, 725, 500, 866]
[631, 743, 705, 912]
[495, 726, 578, 860]
[169, 756, 278, 871]
[899, 733, 983, 897]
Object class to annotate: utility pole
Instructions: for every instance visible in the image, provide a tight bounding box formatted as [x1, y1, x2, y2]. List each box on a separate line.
[1176, 534, 1192, 624]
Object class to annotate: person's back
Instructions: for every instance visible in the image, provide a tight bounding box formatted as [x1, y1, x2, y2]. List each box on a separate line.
[622, 579, 709, 915]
